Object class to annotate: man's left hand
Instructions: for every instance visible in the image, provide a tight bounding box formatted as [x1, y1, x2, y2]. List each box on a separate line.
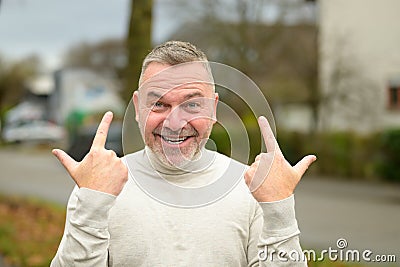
[244, 116, 316, 202]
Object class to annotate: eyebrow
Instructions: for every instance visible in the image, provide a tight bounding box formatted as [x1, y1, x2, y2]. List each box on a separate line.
[183, 92, 204, 100]
[147, 91, 162, 100]
[146, 91, 205, 101]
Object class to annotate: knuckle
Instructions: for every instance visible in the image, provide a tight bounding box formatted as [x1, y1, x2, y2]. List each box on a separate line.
[244, 175, 251, 185]
[244, 169, 254, 180]
[252, 161, 259, 168]
[122, 172, 128, 182]
[97, 129, 105, 136]
[90, 149, 100, 157]
[122, 163, 128, 172]
[106, 149, 115, 157]
[275, 155, 284, 163]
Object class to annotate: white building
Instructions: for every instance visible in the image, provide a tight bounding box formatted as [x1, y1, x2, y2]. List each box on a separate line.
[318, 0, 400, 132]
[49, 68, 124, 125]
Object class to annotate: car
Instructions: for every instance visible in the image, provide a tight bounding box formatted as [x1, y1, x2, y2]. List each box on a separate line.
[2, 120, 66, 143]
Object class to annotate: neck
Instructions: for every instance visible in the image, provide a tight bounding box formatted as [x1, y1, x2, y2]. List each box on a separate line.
[144, 146, 215, 175]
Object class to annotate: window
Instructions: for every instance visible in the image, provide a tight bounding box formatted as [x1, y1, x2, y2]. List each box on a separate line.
[388, 85, 400, 109]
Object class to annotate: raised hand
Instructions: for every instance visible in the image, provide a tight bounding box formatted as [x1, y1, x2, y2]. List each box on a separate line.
[52, 111, 128, 196]
[244, 116, 316, 202]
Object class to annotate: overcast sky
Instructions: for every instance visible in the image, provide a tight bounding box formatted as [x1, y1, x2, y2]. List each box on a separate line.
[0, 0, 178, 69]
[0, 0, 315, 70]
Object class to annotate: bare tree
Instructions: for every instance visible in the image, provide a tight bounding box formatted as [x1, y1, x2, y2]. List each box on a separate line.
[62, 1, 154, 105]
[0, 54, 41, 134]
[169, 0, 319, 132]
[123, 0, 153, 104]
[0, 55, 41, 109]
[63, 38, 126, 81]
[319, 39, 380, 132]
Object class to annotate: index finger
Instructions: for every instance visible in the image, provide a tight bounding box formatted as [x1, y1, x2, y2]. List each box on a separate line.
[258, 116, 278, 153]
[92, 111, 113, 148]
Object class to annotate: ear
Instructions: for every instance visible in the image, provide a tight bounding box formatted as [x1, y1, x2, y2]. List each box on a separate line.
[133, 91, 140, 122]
[212, 93, 219, 123]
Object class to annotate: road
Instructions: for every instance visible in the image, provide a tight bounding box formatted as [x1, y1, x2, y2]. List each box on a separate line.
[0, 147, 75, 204]
[295, 177, 400, 264]
[0, 147, 399, 265]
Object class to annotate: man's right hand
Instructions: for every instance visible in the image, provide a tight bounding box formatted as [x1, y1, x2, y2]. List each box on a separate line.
[52, 111, 128, 196]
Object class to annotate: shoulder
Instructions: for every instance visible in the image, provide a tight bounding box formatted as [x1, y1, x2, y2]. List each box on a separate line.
[121, 149, 145, 161]
[121, 149, 146, 168]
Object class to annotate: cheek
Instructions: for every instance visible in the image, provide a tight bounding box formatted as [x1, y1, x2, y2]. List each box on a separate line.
[190, 119, 213, 136]
[140, 112, 165, 133]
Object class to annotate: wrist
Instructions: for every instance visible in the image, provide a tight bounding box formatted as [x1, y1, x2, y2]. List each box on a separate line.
[252, 189, 293, 202]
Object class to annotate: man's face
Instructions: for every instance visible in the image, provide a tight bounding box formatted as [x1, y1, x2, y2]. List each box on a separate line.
[133, 62, 218, 168]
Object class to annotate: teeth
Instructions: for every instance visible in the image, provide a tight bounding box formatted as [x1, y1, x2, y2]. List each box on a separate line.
[161, 136, 188, 144]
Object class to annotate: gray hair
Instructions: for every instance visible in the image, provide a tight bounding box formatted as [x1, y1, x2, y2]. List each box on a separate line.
[139, 40, 213, 86]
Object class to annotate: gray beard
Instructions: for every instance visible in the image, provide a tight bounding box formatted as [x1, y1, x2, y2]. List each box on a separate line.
[150, 144, 201, 169]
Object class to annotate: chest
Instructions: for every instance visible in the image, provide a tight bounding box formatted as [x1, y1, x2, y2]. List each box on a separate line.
[107, 181, 253, 266]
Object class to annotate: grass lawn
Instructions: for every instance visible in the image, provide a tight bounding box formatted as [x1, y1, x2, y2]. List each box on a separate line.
[0, 194, 65, 267]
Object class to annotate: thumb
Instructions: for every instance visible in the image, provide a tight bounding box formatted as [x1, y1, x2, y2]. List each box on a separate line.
[293, 155, 317, 177]
[52, 149, 77, 174]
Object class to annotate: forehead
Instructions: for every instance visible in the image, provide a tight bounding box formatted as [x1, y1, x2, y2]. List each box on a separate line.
[139, 62, 214, 98]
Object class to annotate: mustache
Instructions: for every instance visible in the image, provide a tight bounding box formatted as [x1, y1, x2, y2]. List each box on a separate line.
[152, 126, 198, 137]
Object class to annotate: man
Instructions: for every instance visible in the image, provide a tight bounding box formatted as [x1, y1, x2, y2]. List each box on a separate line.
[51, 41, 316, 266]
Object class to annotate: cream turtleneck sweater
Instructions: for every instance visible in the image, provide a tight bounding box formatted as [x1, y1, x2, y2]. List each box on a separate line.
[51, 148, 306, 266]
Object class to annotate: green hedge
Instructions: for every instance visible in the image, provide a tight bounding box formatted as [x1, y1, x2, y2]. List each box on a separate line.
[377, 129, 400, 182]
[277, 131, 381, 179]
[279, 129, 400, 181]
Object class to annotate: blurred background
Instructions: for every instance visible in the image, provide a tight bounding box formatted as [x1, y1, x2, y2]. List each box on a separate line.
[0, 0, 399, 266]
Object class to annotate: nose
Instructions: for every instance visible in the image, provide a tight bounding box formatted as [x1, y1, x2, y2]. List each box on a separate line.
[163, 107, 187, 131]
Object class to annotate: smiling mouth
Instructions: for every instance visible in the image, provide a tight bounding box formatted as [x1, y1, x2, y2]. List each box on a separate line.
[155, 134, 193, 145]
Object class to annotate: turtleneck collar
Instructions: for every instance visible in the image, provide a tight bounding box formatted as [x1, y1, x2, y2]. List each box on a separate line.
[144, 146, 216, 176]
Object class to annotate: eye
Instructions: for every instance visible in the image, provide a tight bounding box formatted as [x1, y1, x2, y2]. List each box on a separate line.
[154, 101, 163, 107]
[151, 101, 168, 112]
[187, 102, 199, 108]
[182, 101, 202, 113]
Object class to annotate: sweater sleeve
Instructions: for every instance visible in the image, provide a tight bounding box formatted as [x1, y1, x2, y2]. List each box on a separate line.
[248, 195, 307, 266]
[50, 186, 116, 267]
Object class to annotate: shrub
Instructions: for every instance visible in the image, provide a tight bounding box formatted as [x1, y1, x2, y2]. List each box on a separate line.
[277, 130, 382, 180]
[377, 128, 400, 182]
